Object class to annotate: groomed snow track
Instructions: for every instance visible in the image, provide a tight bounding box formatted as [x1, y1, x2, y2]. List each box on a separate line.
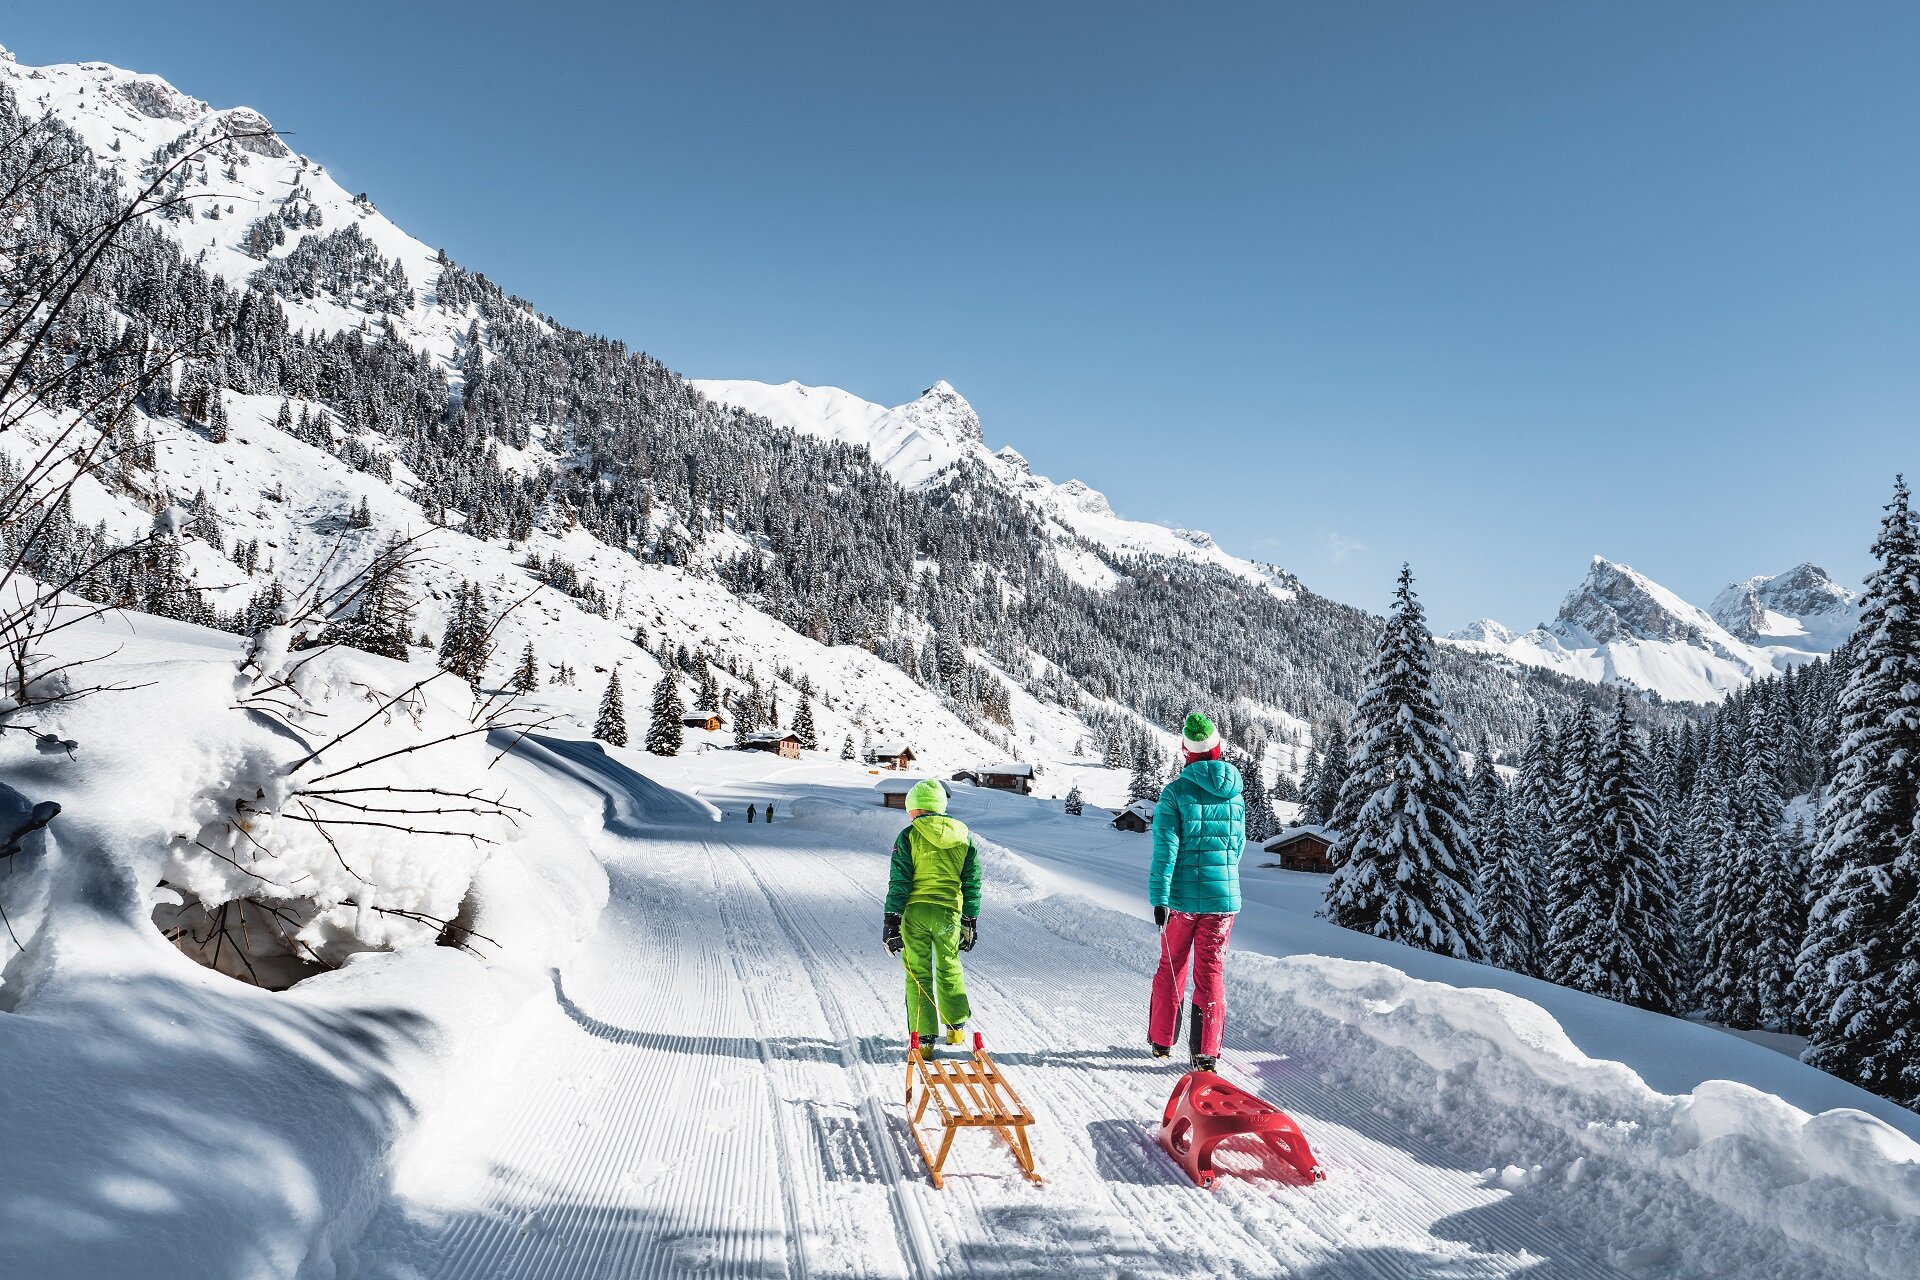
[359, 744, 1861, 1279]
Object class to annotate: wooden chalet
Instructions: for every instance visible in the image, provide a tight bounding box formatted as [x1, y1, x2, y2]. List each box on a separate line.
[743, 729, 803, 760]
[877, 777, 924, 809]
[1262, 825, 1336, 873]
[866, 741, 918, 771]
[682, 709, 727, 732]
[954, 762, 1036, 796]
[1112, 799, 1156, 833]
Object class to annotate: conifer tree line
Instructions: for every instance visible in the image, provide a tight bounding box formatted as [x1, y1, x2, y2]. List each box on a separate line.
[3, 83, 1658, 766]
[1321, 482, 1920, 1111]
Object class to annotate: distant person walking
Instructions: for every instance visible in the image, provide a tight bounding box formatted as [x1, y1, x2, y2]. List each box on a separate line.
[883, 779, 981, 1049]
[1147, 712, 1246, 1071]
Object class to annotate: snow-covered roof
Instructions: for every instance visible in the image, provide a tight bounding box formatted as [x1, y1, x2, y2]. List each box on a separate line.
[745, 730, 800, 744]
[1263, 824, 1334, 850]
[1120, 799, 1157, 819]
[969, 762, 1033, 777]
[867, 741, 914, 757]
[875, 777, 925, 794]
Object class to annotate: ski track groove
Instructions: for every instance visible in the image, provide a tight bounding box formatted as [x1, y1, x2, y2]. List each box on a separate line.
[774, 827, 1631, 1280]
[391, 762, 1649, 1280]
[713, 837, 946, 1280]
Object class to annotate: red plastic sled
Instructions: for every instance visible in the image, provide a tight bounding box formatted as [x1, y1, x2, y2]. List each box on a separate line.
[1159, 1070, 1325, 1188]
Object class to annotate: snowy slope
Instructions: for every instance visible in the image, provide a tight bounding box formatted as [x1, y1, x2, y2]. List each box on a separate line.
[693, 377, 1300, 598]
[0, 48, 470, 372]
[1446, 557, 1851, 703]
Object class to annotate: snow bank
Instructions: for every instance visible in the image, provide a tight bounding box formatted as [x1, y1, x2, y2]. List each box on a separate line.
[0, 609, 609, 1278]
[1029, 899, 1920, 1280]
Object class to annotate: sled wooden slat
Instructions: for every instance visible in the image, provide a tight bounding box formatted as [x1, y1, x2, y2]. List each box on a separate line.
[903, 1037, 1040, 1187]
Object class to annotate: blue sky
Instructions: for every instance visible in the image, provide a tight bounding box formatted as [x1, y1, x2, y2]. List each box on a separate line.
[5, 2, 1915, 628]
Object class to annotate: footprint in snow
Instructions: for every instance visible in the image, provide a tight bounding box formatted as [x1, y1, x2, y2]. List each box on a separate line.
[663, 1235, 723, 1269]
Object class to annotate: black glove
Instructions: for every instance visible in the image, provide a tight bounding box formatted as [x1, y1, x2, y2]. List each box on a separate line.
[959, 917, 978, 952]
[883, 913, 904, 955]
[1154, 905, 1169, 928]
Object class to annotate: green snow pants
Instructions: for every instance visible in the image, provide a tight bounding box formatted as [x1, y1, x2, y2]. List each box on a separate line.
[900, 901, 971, 1038]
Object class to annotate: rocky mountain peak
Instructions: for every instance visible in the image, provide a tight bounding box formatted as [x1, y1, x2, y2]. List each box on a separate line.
[1709, 563, 1859, 649]
[1551, 557, 1713, 647]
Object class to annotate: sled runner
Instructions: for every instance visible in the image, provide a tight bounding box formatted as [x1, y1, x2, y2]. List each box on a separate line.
[903, 1031, 1040, 1188]
[1159, 1069, 1324, 1189]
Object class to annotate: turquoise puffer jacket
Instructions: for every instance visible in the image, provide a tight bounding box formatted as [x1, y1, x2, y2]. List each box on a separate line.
[1149, 759, 1247, 915]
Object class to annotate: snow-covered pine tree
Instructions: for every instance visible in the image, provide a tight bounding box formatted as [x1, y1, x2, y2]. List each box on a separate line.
[1692, 744, 1747, 1023]
[840, 735, 855, 761]
[792, 695, 819, 751]
[511, 641, 539, 693]
[1325, 566, 1484, 960]
[1128, 738, 1162, 803]
[594, 668, 629, 747]
[1476, 778, 1538, 974]
[1297, 746, 1325, 823]
[437, 580, 491, 687]
[1467, 754, 1503, 885]
[1320, 725, 1351, 825]
[647, 671, 685, 756]
[1800, 477, 1920, 1105]
[1737, 710, 1803, 1029]
[321, 538, 414, 659]
[1511, 709, 1558, 881]
[1065, 784, 1084, 816]
[1311, 722, 1350, 828]
[1540, 704, 1598, 985]
[1237, 749, 1278, 843]
[1561, 695, 1682, 1012]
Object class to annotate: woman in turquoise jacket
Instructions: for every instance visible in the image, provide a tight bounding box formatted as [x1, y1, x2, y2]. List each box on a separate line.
[1148, 712, 1246, 1070]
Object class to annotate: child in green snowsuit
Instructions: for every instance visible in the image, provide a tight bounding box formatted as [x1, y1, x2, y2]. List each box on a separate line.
[882, 778, 981, 1045]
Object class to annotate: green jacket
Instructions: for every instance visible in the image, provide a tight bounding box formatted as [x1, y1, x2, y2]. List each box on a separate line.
[1149, 758, 1246, 914]
[885, 814, 982, 918]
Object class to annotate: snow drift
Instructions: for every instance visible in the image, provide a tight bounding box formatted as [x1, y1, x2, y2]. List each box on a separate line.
[1027, 897, 1920, 1280]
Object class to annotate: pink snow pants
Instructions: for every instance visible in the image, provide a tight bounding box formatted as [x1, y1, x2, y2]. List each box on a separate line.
[1150, 911, 1234, 1056]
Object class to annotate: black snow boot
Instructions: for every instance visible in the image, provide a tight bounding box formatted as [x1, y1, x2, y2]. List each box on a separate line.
[1149, 1042, 1173, 1060]
[1189, 1007, 1218, 1071]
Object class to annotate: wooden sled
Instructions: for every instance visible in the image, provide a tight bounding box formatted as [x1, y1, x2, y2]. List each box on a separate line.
[903, 1031, 1041, 1187]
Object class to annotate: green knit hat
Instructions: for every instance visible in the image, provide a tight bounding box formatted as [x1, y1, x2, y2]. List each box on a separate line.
[1181, 712, 1221, 755]
[906, 778, 948, 814]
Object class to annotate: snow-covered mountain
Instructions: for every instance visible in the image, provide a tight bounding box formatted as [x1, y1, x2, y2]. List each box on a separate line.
[1710, 563, 1859, 655]
[692, 377, 1300, 597]
[1446, 557, 1856, 703]
[0, 43, 1665, 797]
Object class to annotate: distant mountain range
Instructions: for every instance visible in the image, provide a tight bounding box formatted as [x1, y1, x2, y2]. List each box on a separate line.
[1445, 558, 1858, 703]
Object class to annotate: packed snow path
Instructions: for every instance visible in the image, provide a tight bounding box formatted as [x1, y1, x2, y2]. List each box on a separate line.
[359, 745, 1859, 1279]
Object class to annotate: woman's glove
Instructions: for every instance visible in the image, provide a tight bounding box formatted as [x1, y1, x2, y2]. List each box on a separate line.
[1154, 905, 1169, 928]
[884, 913, 904, 955]
[959, 917, 978, 952]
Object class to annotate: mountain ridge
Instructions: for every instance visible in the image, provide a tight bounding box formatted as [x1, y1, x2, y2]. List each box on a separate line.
[1445, 557, 1857, 703]
[691, 376, 1300, 598]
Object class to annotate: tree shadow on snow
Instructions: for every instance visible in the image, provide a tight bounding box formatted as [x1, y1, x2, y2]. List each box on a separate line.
[550, 967, 847, 1065]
